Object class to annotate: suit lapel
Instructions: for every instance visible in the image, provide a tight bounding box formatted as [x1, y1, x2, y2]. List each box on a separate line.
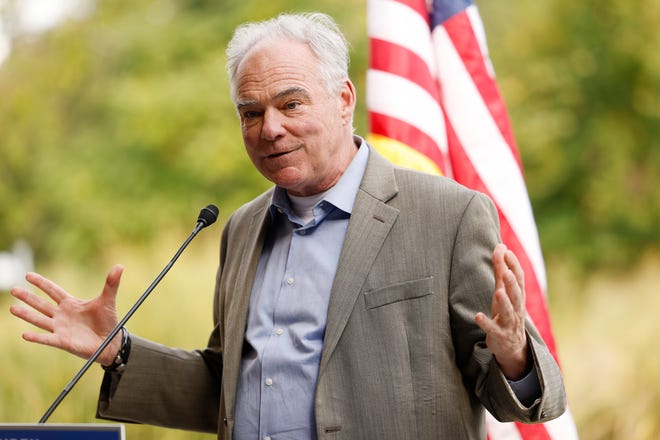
[319, 147, 399, 374]
[223, 198, 272, 421]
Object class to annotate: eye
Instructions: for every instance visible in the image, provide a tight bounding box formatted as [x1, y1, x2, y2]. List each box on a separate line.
[242, 110, 262, 120]
[284, 101, 301, 110]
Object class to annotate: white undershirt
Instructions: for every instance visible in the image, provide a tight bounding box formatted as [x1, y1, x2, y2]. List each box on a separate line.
[287, 191, 327, 225]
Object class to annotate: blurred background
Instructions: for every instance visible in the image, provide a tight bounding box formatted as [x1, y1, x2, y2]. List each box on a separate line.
[1, 0, 658, 438]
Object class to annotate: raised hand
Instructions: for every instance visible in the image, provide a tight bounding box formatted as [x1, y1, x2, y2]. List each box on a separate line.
[9, 264, 125, 366]
[475, 244, 529, 380]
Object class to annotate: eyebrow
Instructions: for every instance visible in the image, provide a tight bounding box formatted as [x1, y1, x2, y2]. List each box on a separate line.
[275, 86, 310, 100]
[236, 99, 258, 110]
[236, 86, 311, 110]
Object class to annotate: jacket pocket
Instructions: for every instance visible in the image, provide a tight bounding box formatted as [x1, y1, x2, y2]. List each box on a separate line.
[363, 276, 434, 310]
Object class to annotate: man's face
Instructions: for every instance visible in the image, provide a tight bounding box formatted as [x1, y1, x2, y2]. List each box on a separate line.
[234, 38, 356, 197]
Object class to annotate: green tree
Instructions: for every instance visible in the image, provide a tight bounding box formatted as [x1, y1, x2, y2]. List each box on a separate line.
[0, 0, 368, 264]
[480, 0, 660, 269]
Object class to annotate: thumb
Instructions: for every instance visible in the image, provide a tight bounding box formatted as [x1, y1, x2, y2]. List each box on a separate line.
[100, 264, 124, 302]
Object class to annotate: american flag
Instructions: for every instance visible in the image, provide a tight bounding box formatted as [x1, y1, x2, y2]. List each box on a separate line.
[366, 0, 579, 438]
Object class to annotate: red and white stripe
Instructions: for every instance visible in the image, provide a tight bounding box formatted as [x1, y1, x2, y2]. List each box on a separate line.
[367, 0, 579, 438]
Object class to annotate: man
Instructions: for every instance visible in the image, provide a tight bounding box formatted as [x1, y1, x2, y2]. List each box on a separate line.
[10, 12, 566, 439]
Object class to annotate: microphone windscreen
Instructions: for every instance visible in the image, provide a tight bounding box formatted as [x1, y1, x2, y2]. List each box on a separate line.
[197, 204, 219, 227]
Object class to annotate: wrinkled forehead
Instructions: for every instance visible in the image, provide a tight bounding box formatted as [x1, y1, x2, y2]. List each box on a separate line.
[235, 38, 324, 97]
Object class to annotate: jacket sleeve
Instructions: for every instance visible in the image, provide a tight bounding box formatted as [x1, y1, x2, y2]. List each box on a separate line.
[448, 191, 567, 423]
[96, 333, 222, 433]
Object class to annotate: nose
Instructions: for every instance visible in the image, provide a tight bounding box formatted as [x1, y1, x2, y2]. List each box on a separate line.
[261, 108, 286, 141]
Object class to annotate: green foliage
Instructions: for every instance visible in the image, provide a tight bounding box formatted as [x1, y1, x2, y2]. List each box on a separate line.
[0, 0, 368, 265]
[0, 0, 658, 268]
[479, 0, 660, 270]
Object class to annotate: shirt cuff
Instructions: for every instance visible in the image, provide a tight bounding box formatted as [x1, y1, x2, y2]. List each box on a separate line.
[507, 365, 541, 408]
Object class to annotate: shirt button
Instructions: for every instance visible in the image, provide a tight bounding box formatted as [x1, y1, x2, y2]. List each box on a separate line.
[299, 229, 306, 235]
[265, 377, 273, 386]
[275, 328, 284, 335]
[286, 277, 294, 285]
[264, 436, 272, 440]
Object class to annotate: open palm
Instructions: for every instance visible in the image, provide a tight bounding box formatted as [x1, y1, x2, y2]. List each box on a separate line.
[10, 265, 124, 365]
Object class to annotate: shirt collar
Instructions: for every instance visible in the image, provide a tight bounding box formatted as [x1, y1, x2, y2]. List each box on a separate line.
[270, 135, 370, 217]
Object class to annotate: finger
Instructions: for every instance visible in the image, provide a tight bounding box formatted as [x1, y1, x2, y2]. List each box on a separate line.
[504, 249, 525, 294]
[475, 311, 496, 334]
[25, 272, 70, 305]
[9, 303, 55, 333]
[491, 243, 508, 290]
[503, 268, 525, 316]
[9, 286, 58, 318]
[21, 330, 62, 349]
[492, 286, 517, 326]
[100, 264, 124, 302]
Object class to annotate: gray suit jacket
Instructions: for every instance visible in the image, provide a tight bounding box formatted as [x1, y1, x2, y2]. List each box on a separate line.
[98, 145, 566, 439]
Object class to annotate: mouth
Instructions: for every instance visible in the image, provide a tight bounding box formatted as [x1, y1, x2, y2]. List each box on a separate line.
[266, 145, 301, 159]
[267, 151, 290, 159]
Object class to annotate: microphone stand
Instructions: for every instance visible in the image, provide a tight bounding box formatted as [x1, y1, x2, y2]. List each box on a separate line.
[39, 206, 218, 423]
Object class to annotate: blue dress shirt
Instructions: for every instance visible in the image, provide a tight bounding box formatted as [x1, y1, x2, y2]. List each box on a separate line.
[233, 141, 369, 440]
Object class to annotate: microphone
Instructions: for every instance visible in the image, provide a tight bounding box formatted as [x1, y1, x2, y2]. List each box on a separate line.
[38, 204, 219, 423]
[197, 204, 219, 228]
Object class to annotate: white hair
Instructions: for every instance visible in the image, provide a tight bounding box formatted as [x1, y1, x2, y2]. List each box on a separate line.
[225, 12, 350, 102]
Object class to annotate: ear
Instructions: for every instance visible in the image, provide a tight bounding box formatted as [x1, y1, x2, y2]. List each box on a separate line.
[339, 79, 357, 125]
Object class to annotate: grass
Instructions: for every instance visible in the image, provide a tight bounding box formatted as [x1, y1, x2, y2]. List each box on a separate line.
[2, 229, 659, 439]
[548, 253, 660, 439]
[1, 230, 220, 440]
